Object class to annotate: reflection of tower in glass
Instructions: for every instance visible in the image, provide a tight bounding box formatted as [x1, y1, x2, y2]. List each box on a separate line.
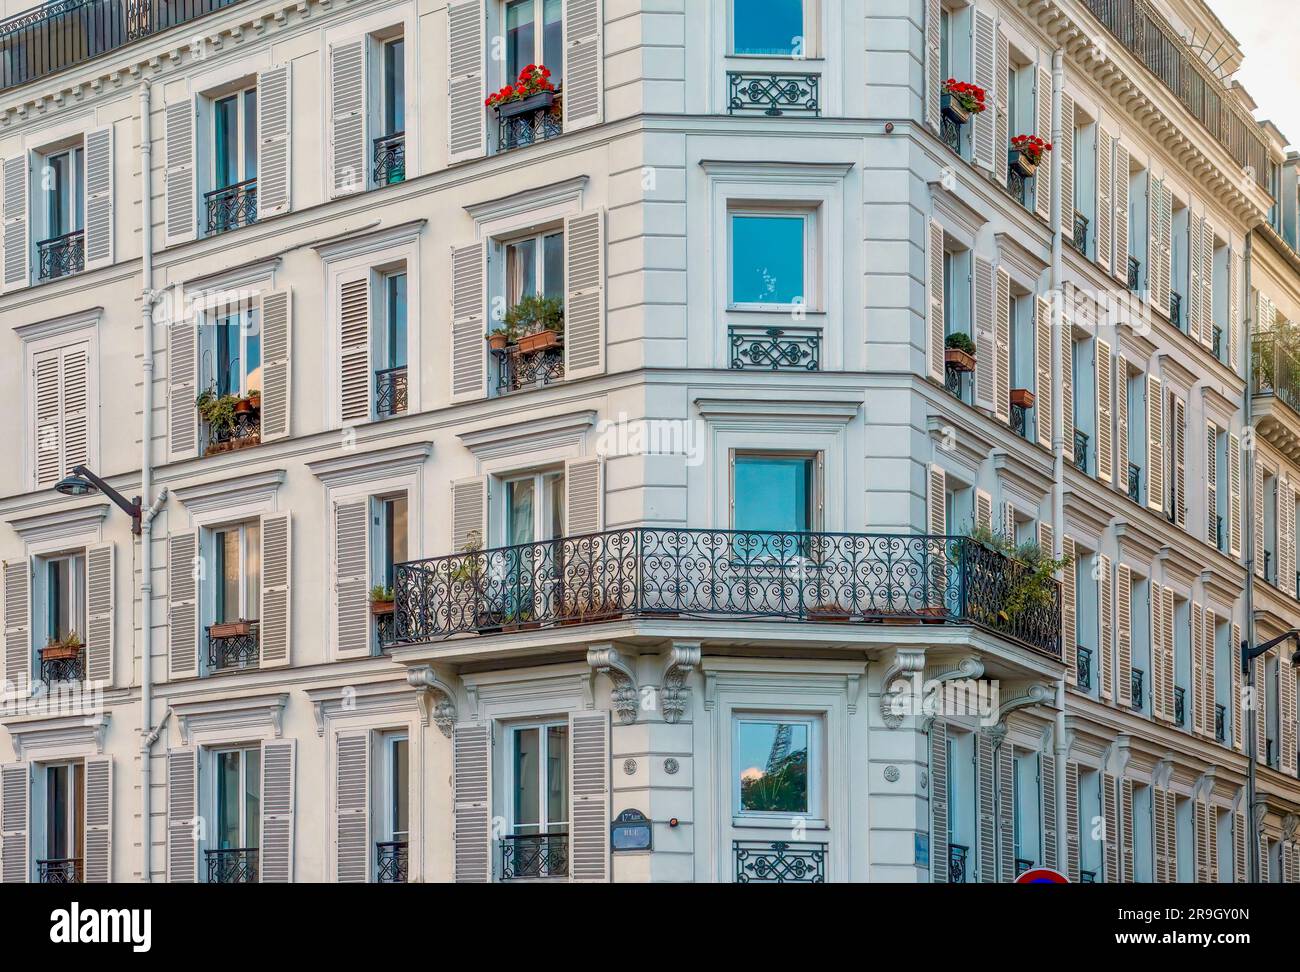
[765, 723, 793, 773]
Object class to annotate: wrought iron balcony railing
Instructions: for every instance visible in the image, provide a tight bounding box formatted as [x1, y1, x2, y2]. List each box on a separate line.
[726, 71, 819, 116]
[37, 229, 85, 281]
[734, 840, 827, 883]
[1072, 430, 1088, 473]
[500, 832, 567, 880]
[206, 621, 259, 672]
[1015, 857, 1035, 876]
[496, 97, 562, 152]
[205, 847, 257, 883]
[374, 610, 396, 654]
[1071, 211, 1089, 255]
[206, 407, 260, 455]
[1006, 166, 1030, 208]
[1215, 703, 1226, 743]
[1127, 463, 1141, 504]
[1127, 256, 1140, 292]
[941, 113, 963, 156]
[1252, 327, 1300, 416]
[37, 858, 81, 883]
[1174, 685, 1186, 727]
[1130, 668, 1144, 711]
[949, 843, 969, 883]
[393, 529, 1063, 658]
[1169, 291, 1183, 332]
[375, 366, 407, 418]
[1080, 869, 1097, 883]
[1076, 646, 1092, 691]
[376, 840, 407, 883]
[40, 649, 85, 684]
[373, 131, 405, 186]
[1212, 325, 1223, 361]
[493, 341, 565, 393]
[729, 325, 821, 371]
[205, 178, 257, 235]
[1011, 402, 1029, 440]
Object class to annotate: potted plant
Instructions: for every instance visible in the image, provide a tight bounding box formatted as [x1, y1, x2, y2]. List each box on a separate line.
[941, 79, 987, 125]
[486, 325, 515, 352]
[210, 618, 251, 638]
[196, 385, 242, 452]
[41, 632, 83, 660]
[808, 603, 852, 622]
[486, 64, 558, 119]
[944, 332, 977, 373]
[1009, 134, 1052, 177]
[965, 525, 1070, 626]
[1010, 388, 1036, 409]
[506, 293, 565, 354]
[370, 585, 395, 616]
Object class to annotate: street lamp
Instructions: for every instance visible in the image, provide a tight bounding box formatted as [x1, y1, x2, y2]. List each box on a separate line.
[1243, 628, 1300, 882]
[52, 464, 143, 534]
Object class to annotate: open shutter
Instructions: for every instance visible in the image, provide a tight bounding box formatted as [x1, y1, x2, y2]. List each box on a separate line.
[977, 732, 995, 882]
[339, 272, 372, 423]
[1102, 772, 1118, 881]
[165, 748, 198, 883]
[1229, 433, 1242, 556]
[1165, 792, 1178, 881]
[1058, 94, 1075, 235]
[1281, 479, 1297, 602]
[1206, 424, 1218, 545]
[166, 532, 199, 680]
[1195, 800, 1210, 882]
[1033, 67, 1051, 222]
[1232, 622, 1243, 752]
[1120, 777, 1135, 881]
[1153, 788, 1168, 882]
[1096, 128, 1112, 273]
[335, 731, 370, 882]
[973, 256, 995, 411]
[447, 0, 487, 164]
[1116, 355, 1129, 491]
[1113, 142, 1130, 285]
[163, 99, 196, 246]
[926, 219, 945, 383]
[1064, 761, 1080, 882]
[256, 64, 292, 217]
[3, 559, 31, 694]
[0, 763, 29, 883]
[83, 756, 112, 883]
[1098, 553, 1113, 701]
[86, 543, 114, 685]
[1191, 602, 1205, 735]
[167, 308, 198, 462]
[1233, 808, 1247, 882]
[1188, 217, 1204, 345]
[1282, 647, 1298, 777]
[452, 723, 491, 882]
[1155, 179, 1173, 315]
[1146, 376, 1163, 514]
[2, 154, 28, 288]
[1035, 295, 1052, 449]
[1255, 457, 1265, 579]
[1061, 309, 1074, 464]
[1228, 250, 1241, 373]
[1203, 609, 1218, 739]
[564, 208, 606, 381]
[930, 721, 948, 882]
[564, 457, 603, 536]
[260, 740, 295, 882]
[1151, 584, 1166, 720]
[994, 267, 1011, 423]
[997, 742, 1015, 881]
[923, 0, 941, 133]
[1198, 220, 1215, 349]
[570, 709, 611, 882]
[451, 477, 488, 552]
[1172, 396, 1186, 527]
[927, 464, 945, 535]
[1062, 536, 1076, 685]
[259, 289, 292, 442]
[1260, 832, 1270, 882]
[1041, 752, 1058, 869]
[994, 27, 1009, 188]
[1161, 587, 1175, 720]
[329, 39, 367, 197]
[259, 512, 291, 669]
[974, 489, 992, 532]
[1095, 339, 1113, 484]
[83, 126, 114, 269]
[562, 0, 603, 133]
[333, 499, 371, 659]
[450, 242, 488, 402]
[1255, 654, 1268, 762]
[971, 9, 996, 171]
[1116, 564, 1132, 708]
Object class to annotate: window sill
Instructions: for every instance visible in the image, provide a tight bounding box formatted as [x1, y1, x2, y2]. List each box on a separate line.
[732, 815, 827, 831]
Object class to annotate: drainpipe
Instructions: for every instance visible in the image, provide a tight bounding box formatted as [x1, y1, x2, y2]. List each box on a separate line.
[1242, 231, 1258, 882]
[1049, 48, 1067, 871]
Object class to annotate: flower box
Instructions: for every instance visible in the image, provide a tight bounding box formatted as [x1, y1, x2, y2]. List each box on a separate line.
[41, 642, 82, 661]
[1009, 150, 1037, 178]
[945, 348, 977, 373]
[1010, 388, 1036, 409]
[808, 604, 851, 622]
[495, 89, 555, 120]
[210, 620, 251, 639]
[516, 329, 562, 355]
[370, 600, 395, 616]
[941, 93, 970, 125]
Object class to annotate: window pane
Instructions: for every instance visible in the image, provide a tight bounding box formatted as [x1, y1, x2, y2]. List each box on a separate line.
[730, 214, 804, 305]
[214, 95, 238, 189]
[392, 738, 409, 838]
[387, 273, 408, 368]
[243, 305, 262, 394]
[507, 479, 536, 546]
[243, 88, 257, 181]
[72, 762, 84, 860]
[244, 522, 261, 621]
[47, 153, 69, 236]
[733, 456, 812, 533]
[47, 765, 68, 859]
[71, 554, 85, 638]
[385, 39, 406, 133]
[542, 0, 564, 84]
[217, 751, 240, 848]
[244, 748, 260, 848]
[513, 728, 540, 834]
[505, 0, 536, 81]
[218, 531, 240, 623]
[542, 232, 564, 300]
[546, 725, 567, 828]
[216, 313, 241, 396]
[733, 0, 804, 56]
[72, 148, 84, 231]
[506, 238, 538, 306]
[737, 720, 810, 813]
[548, 473, 565, 540]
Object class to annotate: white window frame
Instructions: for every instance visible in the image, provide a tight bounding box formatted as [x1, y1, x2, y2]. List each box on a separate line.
[376, 730, 409, 845]
[726, 205, 817, 313]
[35, 549, 87, 649]
[206, 745, 261, 859]
[495, 467, 566, 547]
[498, 0, 565, 82]
[726, 0, 819, 59]
[20, 316, 100, 492]
[502, 226, 565, 309]
[35, 759, 83, 865]
[728, 449, 823, 532]
[35, 141, 85, 245]
[731, 710, 823, 822]
[208, 83, 258, 192]
[196, 296, 261, 399]
[504, 717, 569, 836]
[202, 519, 261, 632]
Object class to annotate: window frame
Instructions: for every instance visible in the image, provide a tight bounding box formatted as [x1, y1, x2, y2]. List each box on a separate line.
[505, 718, 569, 837]
[499, 467, 566, 546]
[209, 84, 258, 192]
[731, 711, 822, 822]
[197, 296, 262, 400]
[39, 760, 84, 864]
[371, 492, 409, 592]
[39, 143, 85, 243]
[38, 549, 86, 648]
[729, 449, 822, 534]
[380, 35, 406, 139]
[727, 0, 816, 59]
[208, 745, 261, 855]
[205, 519, 261, 629]
[726, 206, 816, 312]
[502, 0, 565, 84]
[502, 226, 565, 309]
[377, 730, 410, 845]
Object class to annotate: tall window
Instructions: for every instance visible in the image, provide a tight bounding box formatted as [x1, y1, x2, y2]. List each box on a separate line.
[731, 0, 805, 57]
[382, 38, 405, 138]
[43, 552, 86, 644]
[374, 494, 408, 590]
[734, 715, 816, 816]
[380, 732, 409, 850]
[504, 470, 565, 545]
[213, 87, 257, 191]
[212, 522, 261, 626]
[510, 721, 568, 836]
[43, 762, 84, 867]
[206, 300, 262, 399]
[213, 747, 260, 852]
[729, 211, 807, 308]
[43, 147, 84, 241]
[505, 0, 564, 83]
[506, 230, 564, 308]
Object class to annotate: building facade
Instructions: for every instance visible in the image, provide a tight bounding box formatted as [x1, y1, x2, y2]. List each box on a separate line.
[0, 0, 1296, 884]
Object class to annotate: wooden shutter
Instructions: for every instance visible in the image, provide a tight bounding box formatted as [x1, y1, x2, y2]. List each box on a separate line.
[334, 499, 371, 659]
[165, 748, 198, 883]
[1064, 761, 1080, 882]
[260, 739, 295, 882]
[1255, 457, 1265, 579]
[927, 464, 946, 535]
[2, 154, 28, 288]
[33, 342, 89, 489]
[1282, 652, 1298, 777]
[562, 0, 603, 133]
[163, 99, 196, 246]
[1260, 834, 1270, 882]
[1147, 376, 1163, 514]
[447, 0, 487, 164]
[3, 561, 30, 694]
[1151, 584, 1167, 721]
[167, 309, 198, 462]
[1120, 777, 1134, 882]
[329, 39, 367, 197]
[1228, 249, 1241, 372]
[83, 126, 114, 269]
[1232, 622, 1243, 752]
[1096, 128, 1113, 272]
[1096, 338, 1113, 484]
[1061, 314, 1075, 464]
[1172, 396, 1186, 527]
[564, 457, 603, 536]
[1199, 220, 1215, 349]
[450, 242, 487, 401]
[83, 756, 112, 883]
[973, 256, 996, 411]
[1034, 67, 1051, 221]
[926, 219, 945, 383]
[1153, 788, 1169, 882]
[1035, 295, 1052, 449]
[923, 0, 941, 133]
[1113, 143, 1130, 284]
[453, 723, 491, 882]
[1281, 479, 1297, 600]
[1062, 537, 1077, 685]
[994, 267, 1011, 423]
[564, 208, 606, 380]
[1102, 772, 1118, 881]
[258, 290, 291, 442]
[1161, 586, 1175, 720]
[1058, 94, 1075, 235]
[62, 345, 89, 477]
[1206, 424, 1218, 544]
[1205, 609, 1218, 741]
[257, 64, 292, 217]
[1041, 752, 1057, 869]
[1116, 564, 1132, 708]
[974, 489, 992, 532]
[167, 532, 199, 680]
[977, 732, 996, 883]
[335, 731, 370, 882]
[570, 709, 610, 882]
[0, 763, 29, 883]
[1195, 799, 1210, 882]
[1155, 179, 1173, 315]
[1229, 433, 1242, 557]
[1188, 217, 1204, 344]
[1116, 355, 1129, 491]
[1255, 653, 1268, 763]
[1192, 602, 1205, 735]
[1098, 554, 1113, 701]
[994, 28, 1009, 189]
[931, 722, 949, 882]
[339, 272, 372, 423]
[85, 542, 114, 684]
[997, 743, 1015, 881]
[259, 512, 291, 668]
[1163, 793, 1177, 881]
[1233, 808, 1248, 882]
[971, 10, 996, 171]
[1036, 517, 1053, 552]
[451, 477, 488, 552]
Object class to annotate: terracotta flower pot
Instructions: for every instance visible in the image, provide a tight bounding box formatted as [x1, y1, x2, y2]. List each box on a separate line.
[41, 642, 82, 660]
[1010, 388, 1036, 409]
[487, 332, 510, 352]
[808, 605, 851, 622]
[370, 600, 395, 616]
[234, 397, 252, 414]
[516, 329, 561, 355]
[945, 348, 977, 373]
[210, 620, 251, 639]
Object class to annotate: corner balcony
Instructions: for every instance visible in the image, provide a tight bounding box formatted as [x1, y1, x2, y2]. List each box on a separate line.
[392, 529, 1061, 660]
[1251, 327, 1300, 462]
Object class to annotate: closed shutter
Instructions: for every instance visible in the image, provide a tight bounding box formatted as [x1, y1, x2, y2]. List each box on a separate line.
[3, 563, 30, 696]
[1232, 622, 1243, 752]
[1096, 338, 1113, 484]
[260, 740, 296, 882]
[163, 99, 196, 246]
[451, 477, 488, 552]
[974, 489, 992, 532]
[1058, 94, 1075, 235]
[1207, 423, 1218, 545]
[0, 763, 29, 883]
[1233, 808, 1247, 882]
[83, 756, 112, 883]
[1255, 654, 1268, 763]
[1040, 752, 1058, 869]
[1229, 433, 1242, 557]
[569, 709, 610, 882]
[339, 272, 372, 423]
[1153, 788, 1168, 882]
[1034, 67, 1051, 222]
[1282, 650, 1298, 777]
[994, 267, 1011, 423]
[927, 219, 945, 383]
[333, 499, 371, 658]
[973, 256, 995, 411]
[32, 342, 90, 489]
[452, 723, 491, 882]
[1172, 396, 1186, 527]
[994, 28, 1009, 189]
[1062, 537, 1076, 685]
[931, 722, 949, 882]
[61, 344, 89, 477]
[1113, 143, 1130, 285]
[167, 308, 198, 462]
[1102, 772, 1118, 881]
[1120, 777, 1134, 882]
[1228, 250, 1241, 372]
[1096, 128, 1112, 273]
[1147, 376, 1163, 514]
[923, 0, 941, 133]
[335, 731, 370, 882]
[259, 512, 291, 668]
[329, 39, 367, 197]
[85, 542, 113, 684]
[1116, 356, 1129, 490]
[2, 154, 28, 288]
[1191, 602, 1205, 735]
[256, 64, 292, 217]
[1035, 295, 1052, 449]
[1064, 761, 1080, 882]
[450, 242, 487, 402]
[1161, 586, 1175, 719]
[1255, 457, 1265, 579]
[1281, 479, 1297, 601]
[83, 126, 114, 269]
[976, 732, 995, 883]
[997, 742, 1015, 881]
[971, 10, 996, 171]
[1116, 564, 1132, 708]
[1062, 310, 1075, 463]
[165, 748, 198, 883]
[564, 209, 606, 380]
[561, 0, 603, 133]
[564, 457, 603, 536]
[167, 532, 199, 679]
[259, 289, 292, 442]
[1098, 554, 1113, 701]
[1195, 799, 1210, 883]
[447, 0, 487, 164]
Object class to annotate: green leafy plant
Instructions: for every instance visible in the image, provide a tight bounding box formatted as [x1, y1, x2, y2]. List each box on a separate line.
[486, 324, 518, 343]
[369, 585, 395, 603]
[945, 332, 976, 355]
[504, 293, 565, 336]
[195, 385, 241, 436]
[964, 524, 1071, 623]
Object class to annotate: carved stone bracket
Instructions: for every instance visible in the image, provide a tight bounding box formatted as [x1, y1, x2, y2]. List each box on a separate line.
[407, 666, 458, 738]
[660, 642, 701, 724]
[587, 644, 639, 724]
[984, 683, 1053, 749]
[879, 648, 927, 729]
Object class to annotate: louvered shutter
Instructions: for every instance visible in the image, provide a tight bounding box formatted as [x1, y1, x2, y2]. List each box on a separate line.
[165, 748, 198, 883]
[339, 272, 372, 423]
[1153, 788, 1168, 882]
[450, 242, 487, 402]
[930, 721, 949, 882]
[61, 345, 89, 480]
[1113, 143, 1130, 285]
[1229, 433, 1242, 556]
[570, 709, 611, 882]
[997, 743, 1015, 881]
[334, 499, 371, 658]
[1233, 808, 1247, 882]
[1037, 519, 1052, 557]
[923, 0, 940, 133]
[1058, 94, 1075, 235]
[994, 267, 1011, 423]
[1188, 217, 1204, 345]
[259, 512, 291, 668]
[1064, 761, 1080, 882]
[1260, 833, 1270, 882]
[85, 542, 113, 684]
[1116, 355, 1129, 491]
[1205, 609, 1218, 741]
[1199, 220, 1215, 349]
[1096, 128, 1112, 272]
[83, 756, 112, 883]
[1146, 376, 1163, 514]
[1164, 793, 1178, 882]
[1098, 554, 1113, 701]
[1192, 602, 1205, 735]
[1209, 805, 1220, 882]
[1195, 799, 1210, 883]
[1228, 250, 1241, 372]
[1062, 536, 1077, 685]
[3, 560, 30, 694]
[329, 39, 367, 197]
[259, 289, 291, 441]
[562, 0, 603, 133]
[1033, 68, 1051, 220]
[564, 208, 606, 380]
[451, 477, 488, 552]
[1096, 339, 1113, 484]
[1155, 179, 1173, 315]
[971, 10, 996, 171]
[83, 126, 114, 269]
[260, 740, 295, 882]
[2, 154, 28, 288]
[256, 64, 292, 217]
[927, 464, 946, 607]
[1282, 654, 1298, 777]
[0, 763, 29, 883]
[1041, 752, 1058, 869]
[447, 0, 487, 164]
[1035, 295, 1052, 449]
[994, 28, 1009, 188]
[1120, 777, 1135, 882]
[1232, 622, 1243, 752]
[1255, 652, 1268, 763]
[1207, 423, 1218, 545]
[927, 219, 945, 383]
[1161, 586, 1175, 720]
[1001, 501, 1015, 544]
[1116, 564, 1132, 708]
[453, 723, 491, 882]
[975, 489, 992, 532]
[167, 308, 198, 462]
[1172, 396, 1186, 528]
[1281, 479, 1297, 601]
[973, 256, 995, 411]
[977, 732, 996, 883]
[1255, 457, 1265, 579]
[167, 532, 199, 680]
[1102, 772, 1118, 881]
[335, 731, 370, 882]
[564, 457, 603, 536]
[163, 99, 196, 246]
[1062, 312, 1075, 463]
[927, 464, 946, 534]
[32, 349, 62, 488]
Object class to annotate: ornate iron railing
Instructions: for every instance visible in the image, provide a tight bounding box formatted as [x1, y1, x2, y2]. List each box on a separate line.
[376, 840, 407, 883]
[1215, 514, 1224, 552]
[204, 178, 257, 235]
[494, 343, 565, 392]
[1072, 430, 1088, 473]
[1130, 668, 1144, 710]
[1006, 167, 1029, 208]
[1015, 857, 1035, 876]
[1169, 291, 1183, 332]
[941, 113, 963, 156]
[949, 843, 969, 883]
[37, 229, 85, 281]
[726, 71, 819, 116]
[37, 858, 81, 883]
[40, 650, 85, 684]
[500, 832, 567, 879]
[1252, 327, 1300, 416]
[1071, 211, 1089, 255]
[1076, 646, 1092, 691]
[1010, 402, 1029, 439]
[375, 366, 407, 417]
[1174, 685, 1186, 726]
[1212, 325, 1223, 361]
[206, 622, 259, 672]
[734, 840, 827, 883]
[1127, 256, 1140, 292]
[393, 529, 1062, 658]
[372, 131, 405, 185]
[729, 325, 821, 371]
[1215, 703, 1226, 743]
[1080, 869, 1097, 883]
[496, 100, 562, 152]
[1127, 463, 1141, 504]
[205, 847, 257, 883]
[206, 407, 260, 455]
[375, 610, 396, 653]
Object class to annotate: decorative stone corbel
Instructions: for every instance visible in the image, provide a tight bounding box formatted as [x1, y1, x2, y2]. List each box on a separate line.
[879, 648, 927, 729]
[660, 642, 700, 724]
[984, 683, 1053, 749]
[407, 666, 458, 738]
[587, 644, 639, 724]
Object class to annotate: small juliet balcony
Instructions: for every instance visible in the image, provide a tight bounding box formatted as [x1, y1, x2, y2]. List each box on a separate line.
[200, 391, 261, 456]
[494, 90, 562, 153]
[376, 840, 407, 883]
[727, 71, 820, 116]
[206, 620, 259, 672]
[36, 229, 84, 281]
[734, 840, 827, 883]
[205, 178, 257, 235]
[205, 847, 257, 883]
[500, 832, 567, 880]
[39, 640, 85, 684]
[1075, 645, 1092, 691]
[1127, 256, 1141, 292]
[1070, 212, 1089, 256]
[37, 858, 81, 883]
[1126, 463, 1141, 505]
[372, 131, 405, 186]
[492, 330, 565, 394]
[1071, 430, 1088, 473]
[729, 325, 821, 372]
[375, 366, 408, 418]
